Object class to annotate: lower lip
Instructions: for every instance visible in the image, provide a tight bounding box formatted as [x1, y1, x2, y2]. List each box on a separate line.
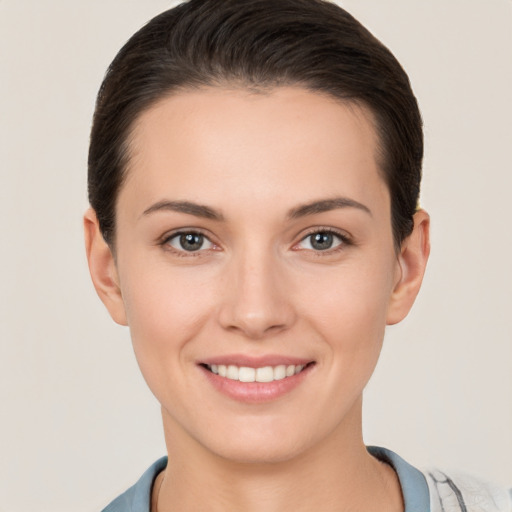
[199, 364, 314, 404]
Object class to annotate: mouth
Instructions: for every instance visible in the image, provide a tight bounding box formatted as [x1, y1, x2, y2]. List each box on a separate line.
[198, 359, 316, 403]
[201, 362, 313, 383]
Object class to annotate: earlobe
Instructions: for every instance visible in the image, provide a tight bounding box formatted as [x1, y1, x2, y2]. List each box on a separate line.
[84, 208, 128, 326]
[386, 209, 430, 325]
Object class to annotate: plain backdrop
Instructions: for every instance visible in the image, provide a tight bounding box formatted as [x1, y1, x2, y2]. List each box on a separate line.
[1, 1, 511, 511]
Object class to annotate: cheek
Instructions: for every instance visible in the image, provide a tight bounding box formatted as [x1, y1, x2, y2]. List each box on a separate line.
[119, 262, 218, 369]
[303, 258, 395, 320]
[298, 256, 396, 361]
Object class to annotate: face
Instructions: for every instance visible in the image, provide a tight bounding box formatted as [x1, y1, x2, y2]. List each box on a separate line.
[86, 87, 428, 464]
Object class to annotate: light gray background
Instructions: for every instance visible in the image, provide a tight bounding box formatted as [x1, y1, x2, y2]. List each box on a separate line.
[1, 1, 511, 511]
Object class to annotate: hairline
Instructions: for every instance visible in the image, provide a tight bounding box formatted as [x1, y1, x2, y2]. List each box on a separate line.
[109, 82, 391, 248]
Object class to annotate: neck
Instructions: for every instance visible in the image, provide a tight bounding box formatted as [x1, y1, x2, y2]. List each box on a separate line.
[154, 402, 403, 512]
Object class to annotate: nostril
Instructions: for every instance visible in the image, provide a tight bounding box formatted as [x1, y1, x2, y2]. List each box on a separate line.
[225, 320, 288, 340]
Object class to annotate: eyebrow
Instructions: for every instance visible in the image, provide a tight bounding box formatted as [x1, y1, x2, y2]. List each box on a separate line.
[141, 196, 371, 222]
[142, 200, 225, 221]
[287, 197, 372, 219]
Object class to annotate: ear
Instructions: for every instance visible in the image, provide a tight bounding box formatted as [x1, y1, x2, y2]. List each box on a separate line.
[386, 209, 430, 325]
[84, 208, 128, 326]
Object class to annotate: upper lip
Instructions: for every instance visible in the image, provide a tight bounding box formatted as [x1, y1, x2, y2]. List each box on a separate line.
[199, 354, 314, 367]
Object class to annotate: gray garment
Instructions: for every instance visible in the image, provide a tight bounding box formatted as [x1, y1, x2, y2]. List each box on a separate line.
[102, 446, 511, 512]
[425, 468, 512, 512]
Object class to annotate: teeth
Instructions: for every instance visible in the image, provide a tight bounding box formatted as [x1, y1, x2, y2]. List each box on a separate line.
[209, 363, 308, 382]
[255, 366, 273, 382]
[226, 365, 239, 380]
[274, 365, 286, 380]
[239, 367, 256, 382]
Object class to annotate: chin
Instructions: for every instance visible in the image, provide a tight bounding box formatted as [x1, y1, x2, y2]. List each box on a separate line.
[211, 439, 306, 465]
[196, 419, 319, 466]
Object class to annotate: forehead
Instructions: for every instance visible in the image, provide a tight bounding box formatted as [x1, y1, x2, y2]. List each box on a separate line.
[122, 86, 389, 219]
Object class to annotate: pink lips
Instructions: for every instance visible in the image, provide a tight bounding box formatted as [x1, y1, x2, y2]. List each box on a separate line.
[198, 354, 315, 404]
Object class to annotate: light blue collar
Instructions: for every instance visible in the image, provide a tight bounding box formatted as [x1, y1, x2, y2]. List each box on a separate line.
[103, 447, 430, 511]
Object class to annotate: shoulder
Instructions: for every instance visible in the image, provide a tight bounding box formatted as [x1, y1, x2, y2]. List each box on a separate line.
[424, 468, 512, 512]
[102, 457, 168, 512]
[368, 446, 511, 512]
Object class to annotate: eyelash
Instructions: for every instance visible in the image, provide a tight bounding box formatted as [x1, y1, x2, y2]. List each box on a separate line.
[160, 230, 217, 257]
[159, 227, 352, 257]
[294, 227, 352, 254]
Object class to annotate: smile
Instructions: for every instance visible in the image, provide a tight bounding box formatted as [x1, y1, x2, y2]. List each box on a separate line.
[199, 358, 315, 403]
[205, 364, 306, 383]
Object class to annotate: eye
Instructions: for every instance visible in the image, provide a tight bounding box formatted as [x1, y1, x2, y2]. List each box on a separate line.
[165, 231, 215, 252]
[296, 230, 347, 251]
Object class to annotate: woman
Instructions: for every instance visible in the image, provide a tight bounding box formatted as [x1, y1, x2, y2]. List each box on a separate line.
[84, 1, 511, 511]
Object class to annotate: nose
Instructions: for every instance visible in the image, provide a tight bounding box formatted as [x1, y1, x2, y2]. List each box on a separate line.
[217, 249, 296, 339]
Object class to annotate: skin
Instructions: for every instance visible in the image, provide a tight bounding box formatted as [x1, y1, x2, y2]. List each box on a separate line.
[85, 87, 430, 512]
